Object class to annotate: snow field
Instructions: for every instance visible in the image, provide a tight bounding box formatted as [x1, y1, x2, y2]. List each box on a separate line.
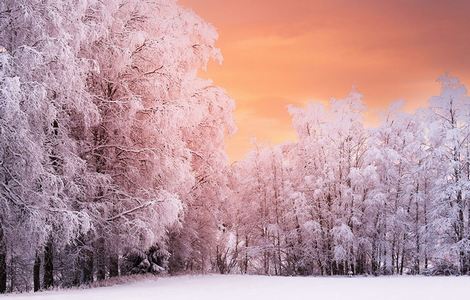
[6, 275, 470, 300]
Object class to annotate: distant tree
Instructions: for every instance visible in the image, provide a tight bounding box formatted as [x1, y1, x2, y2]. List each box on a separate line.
[426, 75, 470, 274]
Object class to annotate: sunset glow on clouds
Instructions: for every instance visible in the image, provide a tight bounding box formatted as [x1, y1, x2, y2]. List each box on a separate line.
[180, 0, 470, 160]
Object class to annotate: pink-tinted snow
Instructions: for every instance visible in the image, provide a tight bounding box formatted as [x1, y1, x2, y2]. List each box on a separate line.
[7, 275, 470, 300]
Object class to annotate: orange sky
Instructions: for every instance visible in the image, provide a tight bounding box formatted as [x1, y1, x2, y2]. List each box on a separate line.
[180, 0, 470, 161]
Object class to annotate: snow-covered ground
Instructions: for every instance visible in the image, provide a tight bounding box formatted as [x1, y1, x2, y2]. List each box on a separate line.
[5, 275, 470, 300]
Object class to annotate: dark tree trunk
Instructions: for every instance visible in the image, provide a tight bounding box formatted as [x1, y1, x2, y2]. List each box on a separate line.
[43, 239, 54, 289]
[96, 238, 106, 281]
[356, 254, 364, 275]
[109, 254, 119, 278]
[244, 236, 249, 274]
[33, 252, 41, 292]
[400, 245, 405, 275]
[8, 262, 14, 293]
[82, 249, 94, 284]
[0, 226, 6, 294]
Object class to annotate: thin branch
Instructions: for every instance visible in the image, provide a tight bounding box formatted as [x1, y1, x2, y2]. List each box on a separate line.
[106, 200, 164, 222]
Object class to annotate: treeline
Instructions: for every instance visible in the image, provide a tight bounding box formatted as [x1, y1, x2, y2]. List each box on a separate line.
[221, 79, 470, 276]
[0, 0, 234, 293]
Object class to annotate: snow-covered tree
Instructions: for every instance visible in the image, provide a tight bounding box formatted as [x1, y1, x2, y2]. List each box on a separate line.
[0, 0, 235, 291]
[80, 0, 235, 279]
[425, 75, 470, 274]
[0, 0, 103, 291]
[229, 77, 470, 276]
